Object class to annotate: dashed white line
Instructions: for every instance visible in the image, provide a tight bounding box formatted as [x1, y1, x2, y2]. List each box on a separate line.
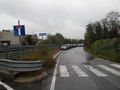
[59, 65, 70, 77]
[98, 65, 120, 76]
[84, 65, 108, 77]
[110, 64, 120, 69]
[72, 65, 88, 77]
[0, 81, 14, 90]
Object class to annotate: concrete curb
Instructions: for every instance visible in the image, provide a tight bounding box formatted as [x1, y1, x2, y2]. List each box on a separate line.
[14, 72, 48, 83]
[0, 69, 15, 80]
[53, 51, 63, 59]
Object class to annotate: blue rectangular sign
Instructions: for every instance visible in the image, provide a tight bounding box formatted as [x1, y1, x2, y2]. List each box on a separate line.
[13, 25, 25, 36]
[39, 33, 46, 36]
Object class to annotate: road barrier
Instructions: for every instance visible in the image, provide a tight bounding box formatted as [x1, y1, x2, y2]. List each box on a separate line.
[0, 59, 42, 72]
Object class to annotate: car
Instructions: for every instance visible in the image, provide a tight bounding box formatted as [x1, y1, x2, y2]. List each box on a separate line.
[60, 45, 68, 50]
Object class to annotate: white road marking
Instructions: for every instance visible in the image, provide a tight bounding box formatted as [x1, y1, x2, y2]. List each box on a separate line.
[72, 65, 88, 77]
[98, 65, 120, 76]
[110, 64, 120, 69]
[59, 65, 70, 77]
[50, 52, 62, 90]
[0, 81, 14, 90]
[84, 65, 108, 77]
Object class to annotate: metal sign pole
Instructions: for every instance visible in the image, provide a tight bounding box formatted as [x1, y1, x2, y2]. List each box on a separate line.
[18, 20, 22, 60]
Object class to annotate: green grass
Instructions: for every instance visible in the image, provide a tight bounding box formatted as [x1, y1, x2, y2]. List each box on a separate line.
[85, 38, 120, 63]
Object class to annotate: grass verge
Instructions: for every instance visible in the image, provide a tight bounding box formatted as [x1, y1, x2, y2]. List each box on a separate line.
[10, 46, 60, 69]
[84, 47, 120, 63]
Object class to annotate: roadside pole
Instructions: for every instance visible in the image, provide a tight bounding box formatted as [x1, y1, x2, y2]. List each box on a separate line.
[13, 21, 25, 60]
[18, 20, 22, 60]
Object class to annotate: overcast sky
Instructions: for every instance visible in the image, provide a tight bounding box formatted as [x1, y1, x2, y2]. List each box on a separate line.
[0, 0, 120, 39]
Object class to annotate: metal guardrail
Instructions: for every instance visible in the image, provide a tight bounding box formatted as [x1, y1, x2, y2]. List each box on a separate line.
[0, 59, 42, 72]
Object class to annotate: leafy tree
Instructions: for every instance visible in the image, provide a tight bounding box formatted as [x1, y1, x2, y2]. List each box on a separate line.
[85, 11, 120, 44]
[106, 11, 120, 38]
[42, 33, 64, 44]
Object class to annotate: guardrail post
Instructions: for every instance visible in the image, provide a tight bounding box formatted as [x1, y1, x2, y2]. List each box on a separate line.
[4, 45, 9, 59]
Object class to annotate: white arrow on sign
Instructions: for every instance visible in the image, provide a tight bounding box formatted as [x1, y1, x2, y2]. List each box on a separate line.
[18, 28, 21, 36]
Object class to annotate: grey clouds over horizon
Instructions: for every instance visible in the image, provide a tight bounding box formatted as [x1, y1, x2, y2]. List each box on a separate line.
[0, 0, 120, 39]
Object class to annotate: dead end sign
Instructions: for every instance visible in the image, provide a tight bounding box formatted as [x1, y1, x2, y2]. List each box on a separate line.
[14, 25, 25, 36]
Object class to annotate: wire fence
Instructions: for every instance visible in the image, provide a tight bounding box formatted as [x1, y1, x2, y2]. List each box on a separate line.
[0, 44, 61, 59]
[91, 38, 120, 62]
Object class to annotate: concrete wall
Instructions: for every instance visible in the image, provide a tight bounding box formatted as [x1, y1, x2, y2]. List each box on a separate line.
[0, 30, 19, 45]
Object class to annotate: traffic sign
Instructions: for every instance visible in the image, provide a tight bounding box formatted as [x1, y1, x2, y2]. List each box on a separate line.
[39, 33, 46, 36]
[14, 25, 25, 36]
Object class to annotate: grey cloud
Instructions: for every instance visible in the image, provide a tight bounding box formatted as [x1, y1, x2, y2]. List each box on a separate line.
[0, 0, 120, 39]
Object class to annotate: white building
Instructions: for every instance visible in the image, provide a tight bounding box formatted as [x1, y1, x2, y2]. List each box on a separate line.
[0, 30, 19, 46]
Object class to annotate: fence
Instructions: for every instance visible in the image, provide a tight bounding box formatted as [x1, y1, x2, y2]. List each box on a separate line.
[91, 38, 120, 62]
[0, 44, 61, 59]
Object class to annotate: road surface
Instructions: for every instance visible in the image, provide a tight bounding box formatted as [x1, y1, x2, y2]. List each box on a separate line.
[0, 47, 120, 90]
[50, 47, 120, 90]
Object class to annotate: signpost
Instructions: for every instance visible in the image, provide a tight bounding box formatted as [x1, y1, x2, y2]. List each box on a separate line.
[14, 26, 25, 36]
[39, 33, 46, 39]
[13, 20, 25, 60]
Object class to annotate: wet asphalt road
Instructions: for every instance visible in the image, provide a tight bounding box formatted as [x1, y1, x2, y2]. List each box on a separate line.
[0, 47, 120, 90]
[54, 47, 120, 90]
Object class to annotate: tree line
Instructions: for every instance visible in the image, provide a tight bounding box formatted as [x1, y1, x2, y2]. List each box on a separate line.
[85, 11, 120, 44]
[21, 33, 83, 45]
[42, 33, 82, 44]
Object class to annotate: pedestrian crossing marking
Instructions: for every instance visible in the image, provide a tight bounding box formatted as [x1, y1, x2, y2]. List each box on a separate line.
[110, 64, 120, 69]
[59, 64, 120, 78]
[59, 65, 70, 77]
[72, 65, 88, 77]
[84, 65, 108, 77]
[98, 65, 120, 76]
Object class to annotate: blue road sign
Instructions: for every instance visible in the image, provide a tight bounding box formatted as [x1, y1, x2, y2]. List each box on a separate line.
[14, 25, 25, 36]
[39, 33, 46, 36]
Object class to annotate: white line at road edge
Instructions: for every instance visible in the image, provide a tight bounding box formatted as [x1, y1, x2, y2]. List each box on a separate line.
[50, 52, 63, 90]
[0, 81, 14, 90]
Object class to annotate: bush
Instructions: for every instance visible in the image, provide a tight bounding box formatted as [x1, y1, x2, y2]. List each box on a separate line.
[86, 39, 120, 63]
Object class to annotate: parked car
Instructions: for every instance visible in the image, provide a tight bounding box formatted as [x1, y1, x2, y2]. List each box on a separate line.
[60, 45, 68, 50]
